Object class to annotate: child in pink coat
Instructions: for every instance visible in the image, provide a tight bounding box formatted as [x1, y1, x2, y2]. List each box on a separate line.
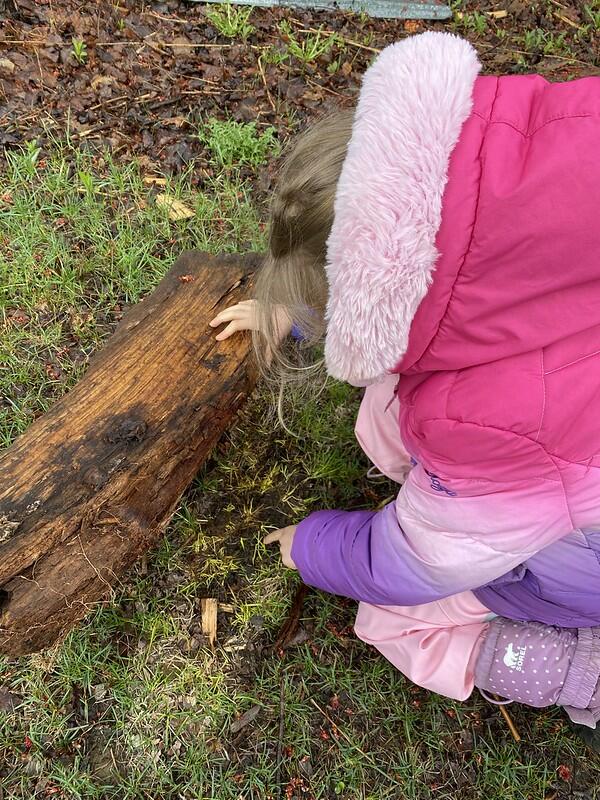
[211, 32, 600, 746]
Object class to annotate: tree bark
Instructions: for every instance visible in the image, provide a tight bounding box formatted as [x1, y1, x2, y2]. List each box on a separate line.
[0, 250, 260, 656]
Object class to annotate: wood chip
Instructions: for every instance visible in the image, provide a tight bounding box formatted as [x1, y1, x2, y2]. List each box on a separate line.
[143, 176, 167, 186]
[218, 603, 235, 613]
[155, 193, 195, 220]
[488, 10, 508, 18]
[200, 598, 218, 647]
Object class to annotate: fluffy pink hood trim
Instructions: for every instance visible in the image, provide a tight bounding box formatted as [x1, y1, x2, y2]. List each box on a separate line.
[324, 32, 481, 384]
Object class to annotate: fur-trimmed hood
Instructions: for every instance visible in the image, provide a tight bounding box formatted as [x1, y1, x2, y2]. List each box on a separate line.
[324, 33, 481, 384]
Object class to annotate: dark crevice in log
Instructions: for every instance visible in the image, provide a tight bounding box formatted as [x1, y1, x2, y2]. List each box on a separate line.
[0, 588, 11, 612]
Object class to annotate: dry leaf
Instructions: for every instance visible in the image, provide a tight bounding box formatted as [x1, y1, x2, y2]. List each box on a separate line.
[230, 704, 260, 734]
[0, 685, 22, 712]
[200, 598, 218, 647]
[155, 193, 195, 220]
[91, 75, 116, 90]
[162, 116, 187, 128]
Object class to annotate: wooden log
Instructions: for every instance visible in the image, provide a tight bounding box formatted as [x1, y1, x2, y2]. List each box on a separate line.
[0, 250, 260, 656]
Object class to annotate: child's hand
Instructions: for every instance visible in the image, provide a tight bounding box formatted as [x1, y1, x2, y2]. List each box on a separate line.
[209, 300, 292, 342]
[264, 525, 297, 569]
[209, 299, 260, 341]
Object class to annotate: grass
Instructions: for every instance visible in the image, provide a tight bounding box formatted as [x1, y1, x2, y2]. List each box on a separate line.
[1, 129, 600, 798]
[279, 21, 340, 65]
[206, 3, 256, 41]
[197, 119, 279, 170]
[522, 28, 573, 57]
[585, 1, 600, 29]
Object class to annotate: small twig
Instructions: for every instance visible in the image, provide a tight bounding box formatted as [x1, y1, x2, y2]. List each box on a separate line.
[178, 89, 223, 97]
[306, 78, 346, 99]
[553, 11, 584, 30]
[35, 48, 44, 88]
[148, 10, 190, 24]
[96, 40, 232, 49]
[258, 55, 276, 113]
[273, 583, 309, 651]
[0, 39, 54, 45]
[275, 675, 285, 788]
[493, 696, 521, 742]
[76, 121, 116, 138]
[85, 93, 153, 113]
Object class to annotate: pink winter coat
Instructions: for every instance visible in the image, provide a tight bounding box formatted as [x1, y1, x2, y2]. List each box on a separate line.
[291, 32, 600, 626]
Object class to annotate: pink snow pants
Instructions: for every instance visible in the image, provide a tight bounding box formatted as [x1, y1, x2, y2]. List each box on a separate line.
[353, 375, 492, 701]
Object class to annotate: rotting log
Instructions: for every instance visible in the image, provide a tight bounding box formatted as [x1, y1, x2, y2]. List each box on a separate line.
[0, 250, 260, 656]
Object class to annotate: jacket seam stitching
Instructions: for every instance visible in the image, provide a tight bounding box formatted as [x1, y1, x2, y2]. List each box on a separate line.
[545, 348, 600, 375]
[535, 350, 546, 442]
[529, 112, 594, 136]
[483, 113, 594, 138]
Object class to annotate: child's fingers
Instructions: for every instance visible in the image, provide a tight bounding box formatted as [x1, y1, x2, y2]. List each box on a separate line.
[209, 305, 247, 327]
[263, 530, 282, 545]
[215, 320, 246, 341]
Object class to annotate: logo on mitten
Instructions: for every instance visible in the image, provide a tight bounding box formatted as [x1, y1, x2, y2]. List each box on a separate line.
[503, 642, 527, 672]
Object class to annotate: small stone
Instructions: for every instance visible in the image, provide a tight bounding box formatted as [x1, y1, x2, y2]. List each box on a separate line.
[0, 58, 15, 73]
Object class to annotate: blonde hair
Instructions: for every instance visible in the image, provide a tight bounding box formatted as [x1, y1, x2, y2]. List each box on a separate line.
[253, 110, 354, 388]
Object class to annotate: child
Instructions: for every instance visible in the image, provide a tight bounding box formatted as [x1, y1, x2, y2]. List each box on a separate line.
[210, 32, 600, 744]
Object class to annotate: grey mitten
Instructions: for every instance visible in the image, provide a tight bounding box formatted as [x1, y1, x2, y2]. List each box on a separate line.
[474, 617, 600, 728]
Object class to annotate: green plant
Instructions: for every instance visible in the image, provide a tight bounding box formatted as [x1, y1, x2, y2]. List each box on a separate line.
[206, 3, 255, 40]
[261, 44, 289, 66]
[459, 10, 488, 34]
[6, 140, 41, 176]
[71, 37, 88, 64]
[585, 2, 600, 29]
[279, 20, 338, 64]
[198, 118, 279, 170]
[523, 28, 571, 55]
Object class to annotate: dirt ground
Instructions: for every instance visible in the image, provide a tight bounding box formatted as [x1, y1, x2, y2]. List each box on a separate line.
[1, 0, 597, 185]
